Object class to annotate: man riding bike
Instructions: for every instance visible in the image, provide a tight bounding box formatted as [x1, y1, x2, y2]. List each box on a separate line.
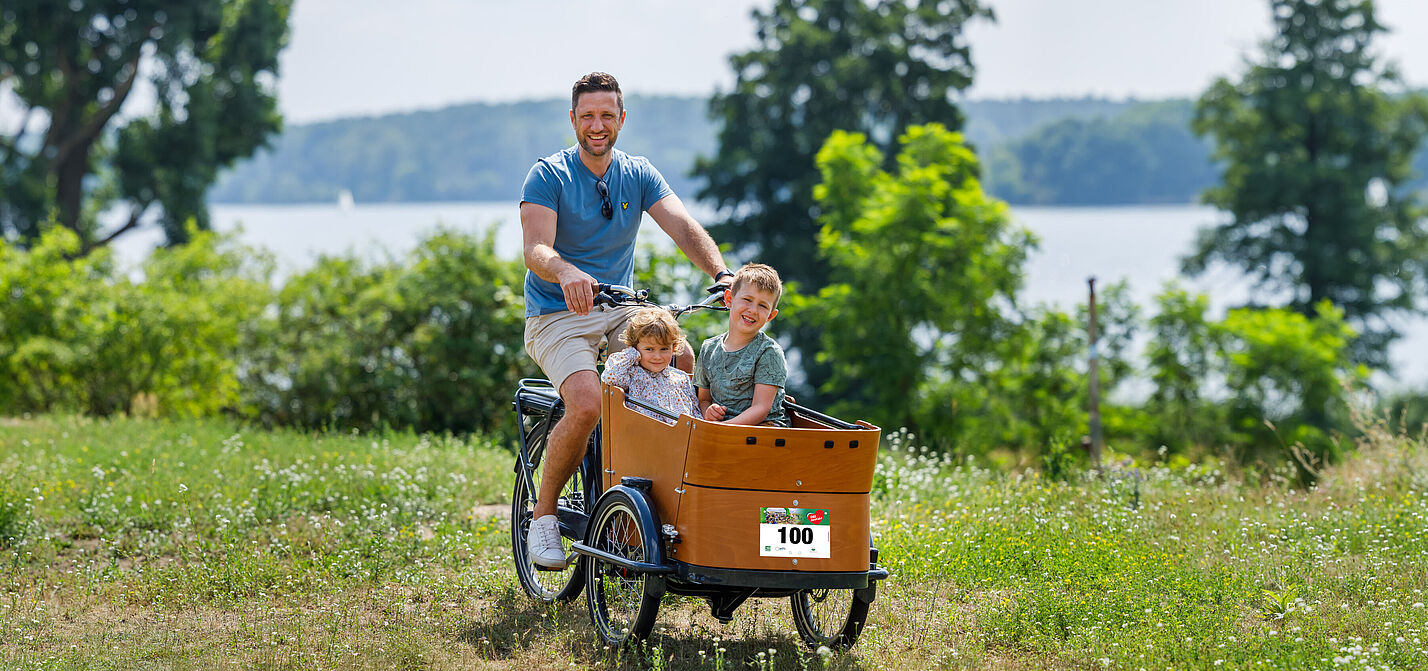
[518, 71, 732, 569]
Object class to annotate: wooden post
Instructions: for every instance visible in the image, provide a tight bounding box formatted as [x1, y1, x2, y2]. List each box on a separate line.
[1087, 276, 1103, 471]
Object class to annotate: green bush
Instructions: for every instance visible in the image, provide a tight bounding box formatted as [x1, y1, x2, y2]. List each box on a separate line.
[0, 226, 270, 417]
[1143, 284, 1227, 453]
[1217, 302, 1363, 477]
[1142, 287, 1363, 478]
[1, 226, 528, 436]
[240, 228, 527, 435]
[0, 216, 1378, 472]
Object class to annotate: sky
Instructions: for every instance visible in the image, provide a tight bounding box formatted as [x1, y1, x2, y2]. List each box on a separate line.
[274, 0, 1428, 123]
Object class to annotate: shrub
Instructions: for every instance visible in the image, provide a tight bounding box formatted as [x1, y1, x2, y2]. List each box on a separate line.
[1217, 301, 1364, 478]
[0, 226, 270, 417]
[240, 228, 526, 435]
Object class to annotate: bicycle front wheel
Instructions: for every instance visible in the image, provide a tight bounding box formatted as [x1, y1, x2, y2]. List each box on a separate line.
[511, 435, 592, 603]
[584, 488, 661, 647]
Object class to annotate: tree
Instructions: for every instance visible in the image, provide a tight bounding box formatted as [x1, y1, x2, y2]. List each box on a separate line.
[694, 0, 991, 392]
[794, 124, 1034, 444]
[0, 0, 291, 250]
[1188, 0, 1428, 365]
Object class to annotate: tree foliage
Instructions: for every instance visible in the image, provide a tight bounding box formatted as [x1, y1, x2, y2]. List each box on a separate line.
[209, 93, 1428, 210]
[0, 0, 291, 249]
[694, 0, 991, 396]
[794, 123, 1164, 459]
[209, 95, 714, 206]
[695, 0, 991, 292]
[795, 124, 1030, 446]
[1188, 0, 1428, 364]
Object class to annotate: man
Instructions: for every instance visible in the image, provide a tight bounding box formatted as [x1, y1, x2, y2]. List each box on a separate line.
[520, 72, 732, 569]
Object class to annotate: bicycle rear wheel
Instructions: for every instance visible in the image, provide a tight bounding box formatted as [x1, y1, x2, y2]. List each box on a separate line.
[511, 425, 592, 603]
[790, 587, 872, 650]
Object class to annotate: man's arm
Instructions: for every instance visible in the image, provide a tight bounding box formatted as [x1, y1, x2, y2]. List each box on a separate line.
[521, 201, 597, 315]
[673, 340, 694, 374]
[647, 194, 729, 281]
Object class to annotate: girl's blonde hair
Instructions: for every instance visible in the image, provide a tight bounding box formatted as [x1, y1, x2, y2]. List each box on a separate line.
[618, 307, 685, 350]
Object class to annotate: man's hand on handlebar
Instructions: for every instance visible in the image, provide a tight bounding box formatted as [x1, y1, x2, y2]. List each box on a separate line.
[558, 268, 598, 315]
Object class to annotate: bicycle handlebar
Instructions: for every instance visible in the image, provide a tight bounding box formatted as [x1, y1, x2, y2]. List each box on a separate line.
[594, 282, 728, 317]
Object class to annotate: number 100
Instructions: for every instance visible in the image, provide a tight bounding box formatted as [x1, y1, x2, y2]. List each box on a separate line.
[777, 526, 814, 544]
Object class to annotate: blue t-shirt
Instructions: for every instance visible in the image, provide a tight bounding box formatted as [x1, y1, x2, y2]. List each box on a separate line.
[520, 146, 674, 317]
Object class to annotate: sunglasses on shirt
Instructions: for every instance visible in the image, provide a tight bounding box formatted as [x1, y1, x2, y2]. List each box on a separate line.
[595, 178, 614, 220]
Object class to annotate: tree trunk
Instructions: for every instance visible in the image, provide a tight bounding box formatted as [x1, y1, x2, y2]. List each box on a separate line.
[46, 50, 143, 242]
[52, 136, 92, 231]
[1301, 111, 1326, 315]
[1303, 210, 1327, 312]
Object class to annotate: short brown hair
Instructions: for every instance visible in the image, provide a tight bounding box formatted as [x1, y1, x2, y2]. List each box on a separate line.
[618, 307, 684, 350]
[572, 72, 623, 112]
[730, 263, 783, 307]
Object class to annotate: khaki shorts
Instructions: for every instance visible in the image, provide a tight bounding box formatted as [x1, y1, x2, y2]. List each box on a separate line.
[524, 305, 642, 394]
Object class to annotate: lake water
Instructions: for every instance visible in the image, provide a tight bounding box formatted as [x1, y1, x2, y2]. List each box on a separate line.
[111, 201, 1428, 388]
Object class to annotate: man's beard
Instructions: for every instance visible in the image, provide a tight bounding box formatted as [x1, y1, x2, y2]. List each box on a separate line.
[579, 131, 617, 157]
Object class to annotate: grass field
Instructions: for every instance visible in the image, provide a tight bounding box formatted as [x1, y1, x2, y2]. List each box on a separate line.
[2, 413, 1427, 670]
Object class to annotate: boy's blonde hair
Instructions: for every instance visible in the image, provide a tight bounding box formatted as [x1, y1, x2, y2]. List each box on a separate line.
[618, 307, 685, 350]
[730, 262, 783, 307]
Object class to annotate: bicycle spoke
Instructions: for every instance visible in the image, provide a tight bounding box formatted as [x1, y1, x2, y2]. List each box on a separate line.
[595, 506, 646, 635]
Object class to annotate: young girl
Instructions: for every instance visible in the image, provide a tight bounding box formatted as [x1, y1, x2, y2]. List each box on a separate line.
[601, 307, 701, 424]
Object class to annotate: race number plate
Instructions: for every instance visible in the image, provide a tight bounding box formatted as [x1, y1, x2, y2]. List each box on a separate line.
[759, 507, 831, 558]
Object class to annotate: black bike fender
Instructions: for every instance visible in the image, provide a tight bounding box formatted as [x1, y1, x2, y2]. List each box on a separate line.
[854, 582, 877, 604]
[593, 484, 666, 568]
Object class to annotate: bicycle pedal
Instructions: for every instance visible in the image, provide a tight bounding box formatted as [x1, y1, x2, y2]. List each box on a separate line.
[533, 551, 577, 572]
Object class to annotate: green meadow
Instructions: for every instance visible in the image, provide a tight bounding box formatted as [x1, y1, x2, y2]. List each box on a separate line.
[2, 414, 1426, 670]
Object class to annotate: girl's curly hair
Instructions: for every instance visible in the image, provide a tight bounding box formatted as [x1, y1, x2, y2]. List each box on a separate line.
[618, 307, 685, 351]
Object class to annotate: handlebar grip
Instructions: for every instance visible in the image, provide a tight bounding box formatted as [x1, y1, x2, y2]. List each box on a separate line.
[597, 283, 638, 298]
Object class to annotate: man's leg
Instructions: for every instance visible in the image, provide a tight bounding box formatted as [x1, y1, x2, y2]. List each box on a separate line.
[527, 370, 601, 569]
[534, 370, 601, 518]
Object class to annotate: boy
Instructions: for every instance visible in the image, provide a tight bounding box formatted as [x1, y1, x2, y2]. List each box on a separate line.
[694, 263, 789, 427]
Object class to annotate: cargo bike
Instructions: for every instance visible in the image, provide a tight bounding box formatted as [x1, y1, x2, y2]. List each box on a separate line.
[511, 284, 888, 649]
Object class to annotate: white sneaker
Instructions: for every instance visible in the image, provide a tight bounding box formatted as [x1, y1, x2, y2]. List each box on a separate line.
[527, 514, 570, 570]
